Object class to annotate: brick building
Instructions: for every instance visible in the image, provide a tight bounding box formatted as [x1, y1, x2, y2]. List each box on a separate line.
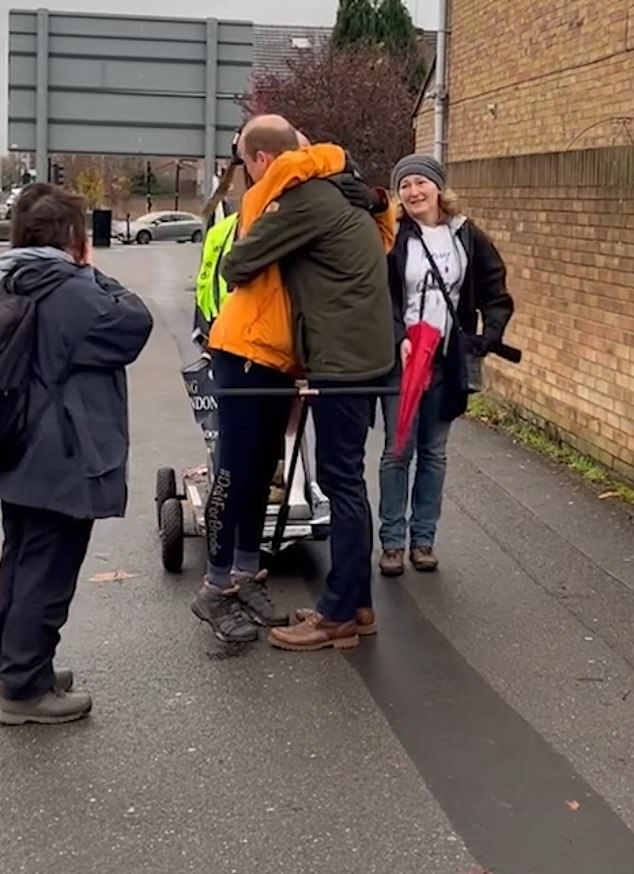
[415, 0, 634, 479]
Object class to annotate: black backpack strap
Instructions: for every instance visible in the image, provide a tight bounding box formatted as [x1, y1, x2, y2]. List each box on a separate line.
[12, 263, 85, 458]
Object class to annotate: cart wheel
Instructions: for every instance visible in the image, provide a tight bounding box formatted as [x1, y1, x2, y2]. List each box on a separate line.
[160, 498, 184, 573]
[155, 467, 177, 528]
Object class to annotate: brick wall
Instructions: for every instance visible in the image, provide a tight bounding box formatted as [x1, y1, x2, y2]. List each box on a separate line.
[445, 0, 633, 161]
[414, 105, 435, 155]
[412, 0, 634, 476]
[450, 148, 634, 478]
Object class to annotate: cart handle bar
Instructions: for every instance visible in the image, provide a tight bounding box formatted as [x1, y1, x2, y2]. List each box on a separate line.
[207, 343, 522, 397]
[209, 386, 400, 397]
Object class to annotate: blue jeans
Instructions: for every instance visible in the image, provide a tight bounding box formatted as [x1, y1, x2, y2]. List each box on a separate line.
[312, 391, 373, 622]
[379, 365, 451, 550]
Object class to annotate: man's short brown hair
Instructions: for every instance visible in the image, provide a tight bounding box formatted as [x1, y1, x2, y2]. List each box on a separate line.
[11, 182, 57, 222]
[11, 185, 88, 261]
[241, 119, 299, 160]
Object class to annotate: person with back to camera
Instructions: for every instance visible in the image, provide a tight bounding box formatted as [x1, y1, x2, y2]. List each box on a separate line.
[0, 184, 153, 725]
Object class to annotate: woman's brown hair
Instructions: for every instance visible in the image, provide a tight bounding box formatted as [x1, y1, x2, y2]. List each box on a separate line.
[11, 184, 88, 262]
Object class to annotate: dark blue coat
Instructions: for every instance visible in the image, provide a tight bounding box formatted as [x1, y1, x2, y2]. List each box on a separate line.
[0, 258, 153, 519]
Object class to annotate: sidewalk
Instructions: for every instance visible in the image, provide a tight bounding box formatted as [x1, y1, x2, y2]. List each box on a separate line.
[1, 245, 632, 874]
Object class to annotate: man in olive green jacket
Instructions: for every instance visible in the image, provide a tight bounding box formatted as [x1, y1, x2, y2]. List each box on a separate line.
[222, 172, 395, 383]
[222, 114, 396, 653]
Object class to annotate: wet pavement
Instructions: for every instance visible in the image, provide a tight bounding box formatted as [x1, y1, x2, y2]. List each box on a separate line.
[1, 243, 633, 874]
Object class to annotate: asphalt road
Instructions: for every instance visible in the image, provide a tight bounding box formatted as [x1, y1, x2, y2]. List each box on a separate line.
[1, 243, 633, 874]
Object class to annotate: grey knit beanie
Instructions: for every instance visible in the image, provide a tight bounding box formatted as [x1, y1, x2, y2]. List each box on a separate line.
[391, 154, 447, 192]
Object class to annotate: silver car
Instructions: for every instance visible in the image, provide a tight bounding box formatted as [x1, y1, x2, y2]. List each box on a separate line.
[115, 211, 203, 245]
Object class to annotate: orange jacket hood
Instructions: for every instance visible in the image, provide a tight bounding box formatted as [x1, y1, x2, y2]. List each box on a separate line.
[240, 143, 347, 232]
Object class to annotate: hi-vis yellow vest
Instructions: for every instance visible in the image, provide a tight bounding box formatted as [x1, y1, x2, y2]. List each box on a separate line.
[193, 213, 238, 344]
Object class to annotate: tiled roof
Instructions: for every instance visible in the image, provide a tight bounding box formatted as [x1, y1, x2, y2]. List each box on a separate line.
[253, 25, 332, 78]
[253, 24, 437, 90]
[413, 53, 437, 117]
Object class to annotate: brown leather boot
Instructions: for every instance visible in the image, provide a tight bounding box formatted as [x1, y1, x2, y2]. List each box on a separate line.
[295, 607, 377, 636]
[379, 548, 405, 577]
[410, 546, 439, 573]
[355, 608, 377, 636]
[269, 613, 359, 651]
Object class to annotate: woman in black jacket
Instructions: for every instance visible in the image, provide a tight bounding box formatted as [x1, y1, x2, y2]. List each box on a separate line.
[0, 185, 153, 724]
[379, 154, 514, 578]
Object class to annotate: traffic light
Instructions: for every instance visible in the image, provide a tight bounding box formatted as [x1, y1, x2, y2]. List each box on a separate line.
[52, 163, 65, 186]
[145, 160, 155, 211]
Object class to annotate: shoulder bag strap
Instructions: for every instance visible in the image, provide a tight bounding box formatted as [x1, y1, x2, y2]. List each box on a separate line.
[410, 223, 461, 329]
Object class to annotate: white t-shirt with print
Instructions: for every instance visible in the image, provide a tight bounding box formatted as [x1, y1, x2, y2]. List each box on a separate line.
[404, 223, 467, 348]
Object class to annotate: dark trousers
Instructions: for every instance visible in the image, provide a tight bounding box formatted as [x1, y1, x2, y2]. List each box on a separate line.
[205, 352, 292, 579]
[312, 392, 373, 622]
[0, 502, 93, 701]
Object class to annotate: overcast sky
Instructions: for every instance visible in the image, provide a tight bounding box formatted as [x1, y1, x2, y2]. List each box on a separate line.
[1, 0, 439, 154]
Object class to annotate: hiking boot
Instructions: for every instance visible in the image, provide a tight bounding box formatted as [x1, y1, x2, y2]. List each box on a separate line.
[379, 548, 405, 577]
[236, 571, 289, 627]
[192, 583, 258, 643]
[0, 689, 92, 726]
[295, 607, 377, 636]
[410, 546, 439, 573]
[1, 670, 73, 700]
[269, 613, 359, 652]
[54, 670, 74, 693]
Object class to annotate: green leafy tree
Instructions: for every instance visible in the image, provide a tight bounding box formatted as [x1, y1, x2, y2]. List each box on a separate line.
[376, 0, 424, 91]
[332, 0, 425, 92]
[376, 0, 416, 54]
[332, 0, 378, 48]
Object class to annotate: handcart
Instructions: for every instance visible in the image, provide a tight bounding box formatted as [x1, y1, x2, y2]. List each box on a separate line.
[155, 357, 331, 573]
[155, 342, 523, 573]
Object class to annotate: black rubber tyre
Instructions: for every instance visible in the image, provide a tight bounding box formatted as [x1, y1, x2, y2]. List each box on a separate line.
[155, 467, 177, 528]
[136, 229, 152, 245]
[160, 498, 184, 573]
[191, 229, 202, 243]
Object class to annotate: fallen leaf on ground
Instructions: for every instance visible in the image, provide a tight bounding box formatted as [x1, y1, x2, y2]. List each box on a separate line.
[89, 570, 138, 584]
[598, 491, 619, 500]
[566, 800, 581, 811]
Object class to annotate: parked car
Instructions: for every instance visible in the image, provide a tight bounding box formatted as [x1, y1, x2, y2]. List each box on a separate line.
[113, 211, 203, 245]
[4, 186, 23, 220]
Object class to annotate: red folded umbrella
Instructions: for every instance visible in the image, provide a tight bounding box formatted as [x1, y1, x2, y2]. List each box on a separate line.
[394, 321, 442, 457]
